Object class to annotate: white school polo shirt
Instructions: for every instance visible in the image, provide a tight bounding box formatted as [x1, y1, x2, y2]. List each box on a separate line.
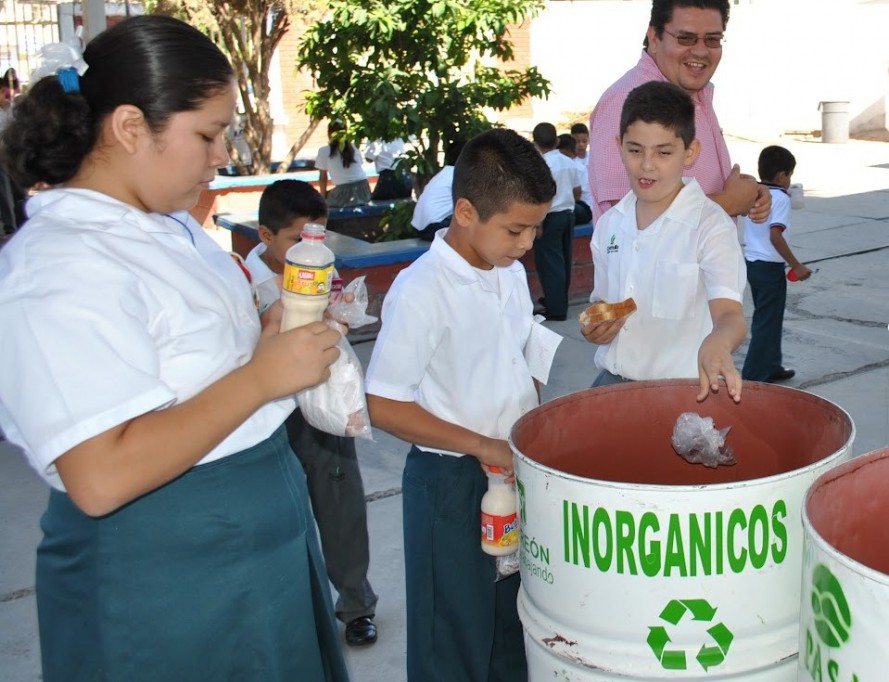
[743, 186, 791, 263]
[590, 179, 746, 381]
[543, 149, 581, 213]
[245, 242, 284, 308]
[410, 165, 454, 230]
[315, 143, 369, 185]
[0, 189, 294, 489]
[365, 230, 539, 454]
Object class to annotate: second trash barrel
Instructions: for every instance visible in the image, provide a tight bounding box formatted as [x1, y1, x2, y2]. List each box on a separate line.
[799, 447, 889, 681]
[818, 101, 850, 144]
[509, 380, 854, 681]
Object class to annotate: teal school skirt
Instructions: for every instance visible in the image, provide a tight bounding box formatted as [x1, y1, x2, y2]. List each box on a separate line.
[36, 426, 350, 682]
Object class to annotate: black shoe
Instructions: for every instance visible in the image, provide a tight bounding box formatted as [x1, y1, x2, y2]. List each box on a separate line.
[345, 616, 378, 647]
[767, 367, 796, 383]
[544, 312, 567, 322]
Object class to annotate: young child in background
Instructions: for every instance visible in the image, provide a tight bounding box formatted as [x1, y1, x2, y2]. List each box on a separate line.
[366, 128, 557, 682]
[580, 80, 747, 403]
[245, 179, 380, 647]
[558, 133, 593, 229]
[570, 122, 594, 226]
[742, 145, 811, 383]
[532, 122, 581, 321]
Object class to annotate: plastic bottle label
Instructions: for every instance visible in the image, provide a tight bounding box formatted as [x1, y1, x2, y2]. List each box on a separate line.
[481, 511, 519, 549]
[282, 262, 334, 296]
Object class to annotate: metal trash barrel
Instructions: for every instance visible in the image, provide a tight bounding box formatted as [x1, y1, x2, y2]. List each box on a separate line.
[509, 380, 854, 681]
[818, 101, 850, 144]
[799, 447, 889, 681]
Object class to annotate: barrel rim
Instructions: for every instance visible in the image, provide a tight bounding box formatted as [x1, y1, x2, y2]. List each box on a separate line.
[802, 447, 889, 587]
[510, 380, 855, 492]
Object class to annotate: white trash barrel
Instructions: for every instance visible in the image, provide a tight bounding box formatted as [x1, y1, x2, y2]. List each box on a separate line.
[799, 447, 889, 681]
[818, 101, 850, 144]
[509, 380, 853, 681]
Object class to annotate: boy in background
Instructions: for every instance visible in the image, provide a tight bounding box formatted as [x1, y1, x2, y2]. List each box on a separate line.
[244, 179, 380, 647]
[532, 122, 581, 321]
[742, 145, 811, 383]
[366, 129, 557, 681]
[580, 81, 747, 403]
[570, 122, 594, 226]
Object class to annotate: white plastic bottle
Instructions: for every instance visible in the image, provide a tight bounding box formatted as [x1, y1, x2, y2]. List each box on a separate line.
[481, 467, 519, 556]
[280, 223, 335, 331]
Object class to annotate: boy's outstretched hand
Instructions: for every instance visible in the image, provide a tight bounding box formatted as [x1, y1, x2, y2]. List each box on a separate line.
[697, 337, 742, 403]
[698, 298, 747, 403]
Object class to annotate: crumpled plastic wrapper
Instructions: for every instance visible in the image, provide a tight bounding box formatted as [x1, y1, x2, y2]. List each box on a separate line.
[495, 550, 520, 582]
[671, 412, 736, 468]
[327, 275, 378, 328]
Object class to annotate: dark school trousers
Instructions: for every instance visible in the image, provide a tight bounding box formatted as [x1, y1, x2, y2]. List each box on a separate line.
[534, 209, 575, 317]
[742, 259, 787, 381]
[402, 447, 527, 682]
[286, 408, 379, 623]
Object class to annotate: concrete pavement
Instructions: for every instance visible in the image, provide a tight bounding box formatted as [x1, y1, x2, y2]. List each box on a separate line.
[2, 135, 888, 681]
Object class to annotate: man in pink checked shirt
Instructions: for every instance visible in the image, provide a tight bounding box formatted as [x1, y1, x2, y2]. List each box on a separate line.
[588, 0, 770, 225]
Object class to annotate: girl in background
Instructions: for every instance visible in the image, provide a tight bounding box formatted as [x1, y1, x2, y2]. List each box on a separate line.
[316, 119, 372, 208]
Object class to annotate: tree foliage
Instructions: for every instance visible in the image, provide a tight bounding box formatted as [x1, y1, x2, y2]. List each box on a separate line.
[296, 0, 551, 188]
[147, 0, 327, 174]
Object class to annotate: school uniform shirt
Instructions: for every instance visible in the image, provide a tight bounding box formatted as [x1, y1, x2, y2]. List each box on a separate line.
[365, 230, 538, 453]
[245, 242, 283, 308]
[315, 143, 369, 185]
[543, 149, 581, 214]
[743, 185, 791, 263]
[591, 178, 746, 381]
[0, 189, 294, 489]
[410, 165, 454, 230]
[575, 155, 594, 208]
[363, 138, 406, 173]
[588, 50, 732, 223]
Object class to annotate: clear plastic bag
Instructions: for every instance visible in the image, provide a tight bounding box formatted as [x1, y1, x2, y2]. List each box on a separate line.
[296, 276, 377, 440]
[670, 412, 736, 468]
[297, 324, 373, 440]
[327, 275, 378, 328]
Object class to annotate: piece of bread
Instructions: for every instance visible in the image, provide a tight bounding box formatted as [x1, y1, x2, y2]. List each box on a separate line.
[578, 297, 637, 325]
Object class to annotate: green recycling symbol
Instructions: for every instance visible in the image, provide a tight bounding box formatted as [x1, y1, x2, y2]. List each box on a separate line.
[811, 563, 852, 648]
[647, 598, 733, 672]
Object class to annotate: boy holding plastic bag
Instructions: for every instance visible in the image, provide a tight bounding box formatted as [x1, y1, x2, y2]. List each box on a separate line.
[244, 179, 380, 647]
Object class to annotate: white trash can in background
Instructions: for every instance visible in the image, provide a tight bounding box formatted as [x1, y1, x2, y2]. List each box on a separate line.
[799, 447, 889, 682]
[818, 101, 850, 144]
[510, 380, 854, 681]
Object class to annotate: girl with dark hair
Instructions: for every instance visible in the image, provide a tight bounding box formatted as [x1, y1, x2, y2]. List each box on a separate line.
[315, 119, 372, 207]
[0, 15, 349, 682]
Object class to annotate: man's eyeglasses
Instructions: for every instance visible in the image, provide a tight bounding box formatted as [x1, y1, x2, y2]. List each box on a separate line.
[662, 29, 725, 49]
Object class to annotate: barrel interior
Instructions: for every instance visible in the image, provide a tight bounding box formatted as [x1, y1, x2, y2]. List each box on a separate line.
[512, 380, 851, 486]
[807, 450, 889, 575]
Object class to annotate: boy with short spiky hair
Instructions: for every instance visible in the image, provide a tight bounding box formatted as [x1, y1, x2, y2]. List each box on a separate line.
[366, 128, 557, 681]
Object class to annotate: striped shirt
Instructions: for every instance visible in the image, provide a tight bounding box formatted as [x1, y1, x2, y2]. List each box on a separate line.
[588, 50, 732, 223]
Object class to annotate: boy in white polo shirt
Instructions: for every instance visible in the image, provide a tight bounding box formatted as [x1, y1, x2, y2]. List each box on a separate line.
[742, 145, 811, 383]
[580, 81, 747, 403]
[366, 129, 556, 682]
[532, 121, 581, 321]
[244, 179, 380, 648]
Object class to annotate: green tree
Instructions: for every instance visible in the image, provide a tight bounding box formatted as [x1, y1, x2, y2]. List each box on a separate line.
[296, 0, 550, 190]
[148, 0, 327, 174]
